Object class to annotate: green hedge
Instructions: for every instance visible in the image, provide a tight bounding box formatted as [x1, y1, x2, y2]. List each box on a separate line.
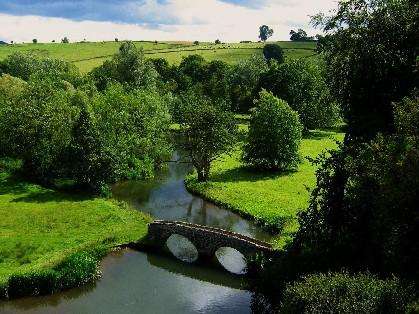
[280, 272, 415, 313]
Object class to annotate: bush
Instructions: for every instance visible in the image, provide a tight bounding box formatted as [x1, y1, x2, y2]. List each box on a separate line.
[281, 272, 414, 313]
[263, 44, 284, 64]
[6, 250, 103, 299]
[8, 270, 58, 298]
[243, 90, 303, 170]
[55, 251, 101, 290]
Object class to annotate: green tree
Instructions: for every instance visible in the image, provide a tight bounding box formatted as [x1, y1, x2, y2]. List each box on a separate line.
[259, 25, 274, 42]
[229, 54, 268, 112]
[90, 42, 157, 90]
[32, 39, 37, 44]
[243, 90, 303, 170]
[259, 59, 340, 130]
[262, 43, 284, 64]
[61, 37, 69, 43]
[311, 0, 418, 138]
[289, 29, 312, 41]
[180, 93, 237, 182]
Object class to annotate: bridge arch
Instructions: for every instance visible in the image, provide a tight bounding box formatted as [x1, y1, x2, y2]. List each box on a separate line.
[144, 220, 274, 274]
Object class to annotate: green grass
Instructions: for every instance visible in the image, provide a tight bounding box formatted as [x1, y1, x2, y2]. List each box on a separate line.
[186, 130, 344, 248]
[0, 41, 317, 73]
[0, 170, 151, 294]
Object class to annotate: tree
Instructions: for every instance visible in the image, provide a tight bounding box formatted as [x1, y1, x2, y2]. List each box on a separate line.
[259, 25, 274, 42]
[61, 37, 69, 43]
[289, 29, 312, 41]
[90, 41, 157, 90]
[215, 39, 221, 44]
[259, 59, 340, 130]
[179, 93, 237, 182]
[229, 54, 268, 112]
[311, 0, 418, 139]
[32, 39, 37, 44]
[262, 44, 284, 63]
[243, 90, 303, 170]
[115, 38, 118, 42]
[194, 40, 199, 45]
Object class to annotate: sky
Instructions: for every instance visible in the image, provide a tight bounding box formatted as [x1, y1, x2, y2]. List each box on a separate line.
[0, 0, 337, 43]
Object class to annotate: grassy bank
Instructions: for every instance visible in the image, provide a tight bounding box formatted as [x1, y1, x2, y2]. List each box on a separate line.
[0, 41, 317, 73]
[0, 169, 151, 298]
[186, 130, 344, 248]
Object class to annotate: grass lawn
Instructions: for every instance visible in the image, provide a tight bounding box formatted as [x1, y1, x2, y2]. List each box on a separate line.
[0, 41, 317, 73]
[0, 170, 151, 294]
[186, 130, 344, 249]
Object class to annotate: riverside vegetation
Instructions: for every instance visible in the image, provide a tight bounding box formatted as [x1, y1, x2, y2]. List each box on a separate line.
[0, 1, 418, 311]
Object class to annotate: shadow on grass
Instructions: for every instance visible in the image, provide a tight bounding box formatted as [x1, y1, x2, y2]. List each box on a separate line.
[0, 173, 94, 203]
[303, 130, 337, 140]
[209, 166, 297, 184]
[11, 189, 93, 203]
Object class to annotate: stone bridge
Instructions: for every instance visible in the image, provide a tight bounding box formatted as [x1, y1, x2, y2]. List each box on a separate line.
[143, 220, 274, 264]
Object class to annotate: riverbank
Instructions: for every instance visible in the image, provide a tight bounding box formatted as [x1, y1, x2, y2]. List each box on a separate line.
[186, 130, 345, 248]
[0, 170, 151, 299]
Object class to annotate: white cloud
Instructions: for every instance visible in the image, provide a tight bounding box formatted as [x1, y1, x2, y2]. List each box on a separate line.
[0, 0, 337, 43]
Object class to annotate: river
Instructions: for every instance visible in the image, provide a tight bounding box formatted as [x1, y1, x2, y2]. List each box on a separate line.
[1, 152, 275, 313]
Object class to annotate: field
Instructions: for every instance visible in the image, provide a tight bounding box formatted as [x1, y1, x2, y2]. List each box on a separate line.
[0, 40, 317, 73]
[0, 168, 151, 290]
[186, 129, 345, 249]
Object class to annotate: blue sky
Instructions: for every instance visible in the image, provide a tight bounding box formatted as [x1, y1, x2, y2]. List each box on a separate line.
[0, 0, 336, 42]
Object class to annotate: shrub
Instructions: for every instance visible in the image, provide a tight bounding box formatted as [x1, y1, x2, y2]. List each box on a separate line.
[281, 272, 414, 313]
[7, 270, 58, 298]
[55, 251, 101, 290]
[263, 43, 284, 64]
[243, 90, 303, 170]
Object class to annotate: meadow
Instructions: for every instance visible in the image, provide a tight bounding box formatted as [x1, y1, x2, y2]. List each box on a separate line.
[0, 165, 151, 295]
[186, 129, 345, 249]
[0, 40, 317, 73]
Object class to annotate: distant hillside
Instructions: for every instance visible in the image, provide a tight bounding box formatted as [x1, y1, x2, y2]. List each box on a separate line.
[0, 40, 317, 73]
[0, 41, 8, 45]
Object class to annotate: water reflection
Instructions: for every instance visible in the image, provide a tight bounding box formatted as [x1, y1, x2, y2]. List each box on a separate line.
[112, 152, 272, 243]
[166, 234, 199, 263]
[1, 250, 253, 314]
[215, 247, 247, 275]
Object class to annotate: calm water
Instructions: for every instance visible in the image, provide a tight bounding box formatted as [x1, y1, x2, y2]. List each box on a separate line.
[1, 152, 274, 313]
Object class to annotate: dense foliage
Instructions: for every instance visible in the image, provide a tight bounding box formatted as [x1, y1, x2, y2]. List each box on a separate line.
[312, 0, 418, 138]
[0, 44, 171, 193]
[90, 41, 157, 91]
[243, 90, 303, 170]
[281, 272, 415, 313]
[259, 59, 340, 130]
